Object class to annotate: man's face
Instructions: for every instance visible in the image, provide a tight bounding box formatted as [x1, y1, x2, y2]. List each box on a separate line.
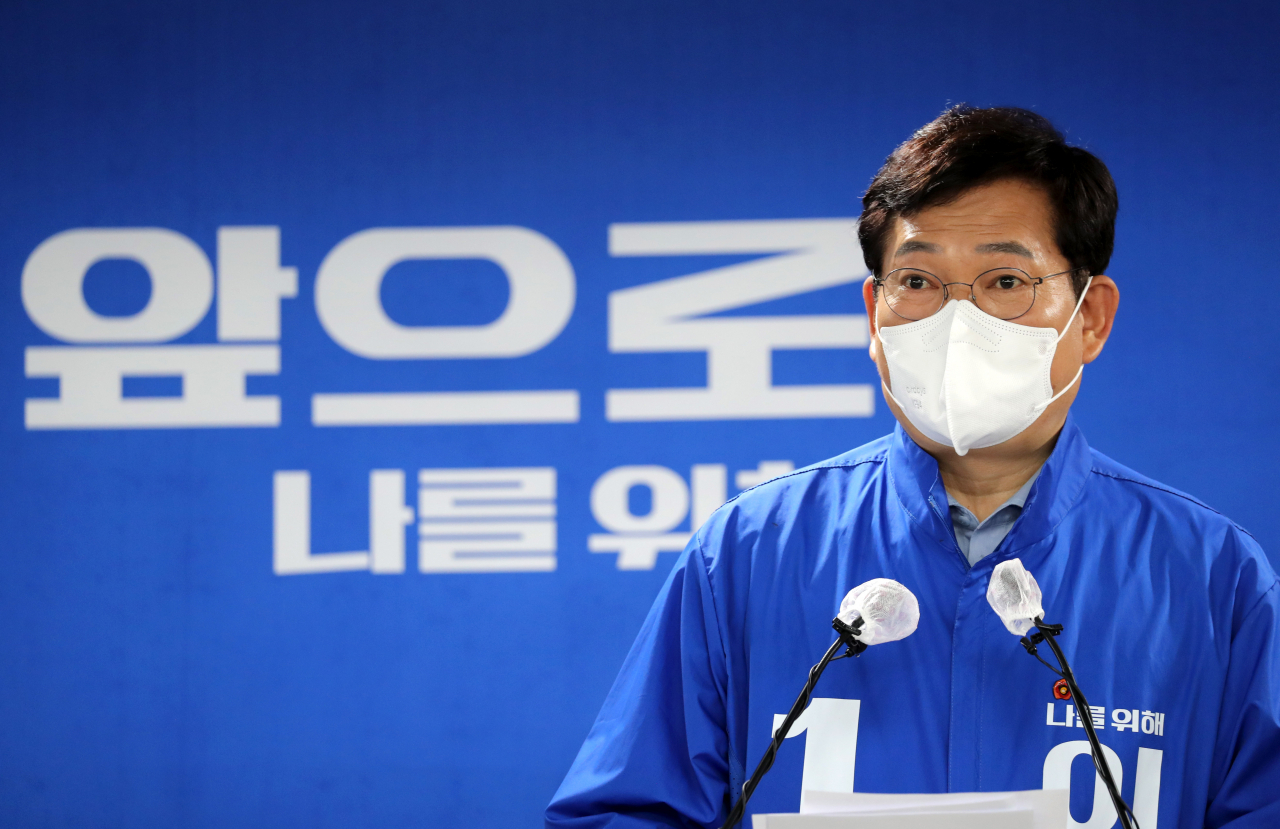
[862, 177, 1111, 460]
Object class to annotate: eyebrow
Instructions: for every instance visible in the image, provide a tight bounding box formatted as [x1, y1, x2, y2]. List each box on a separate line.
[975, 241, 1035, 258]
[892, 239, 1036, 259]
[893, 240, 940, 256]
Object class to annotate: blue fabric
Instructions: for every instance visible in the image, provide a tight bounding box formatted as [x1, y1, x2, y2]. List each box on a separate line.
[546, 415, 1280, 828]
[947, 469, 1041, 567]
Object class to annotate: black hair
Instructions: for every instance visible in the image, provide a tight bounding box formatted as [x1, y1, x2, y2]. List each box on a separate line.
[859, 105, 1117, 296]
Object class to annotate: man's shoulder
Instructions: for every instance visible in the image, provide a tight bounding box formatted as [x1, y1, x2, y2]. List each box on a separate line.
[1086, 448, 1248, 533]
[728, 433, 892, 508]
[1083, 447, 1272, 580]
[686, 434, 894, 578]
[689, 433, 892, 553]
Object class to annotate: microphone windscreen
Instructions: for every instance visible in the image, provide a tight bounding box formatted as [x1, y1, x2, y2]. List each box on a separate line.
[987, 558, 1044, 636]
[837, 578, 919, 645]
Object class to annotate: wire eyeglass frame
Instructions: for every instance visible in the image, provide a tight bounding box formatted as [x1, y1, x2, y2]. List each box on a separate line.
[874, 265, 1088, 322]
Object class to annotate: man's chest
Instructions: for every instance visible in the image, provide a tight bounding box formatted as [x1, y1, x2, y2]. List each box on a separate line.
[731, 571, 1219, 829]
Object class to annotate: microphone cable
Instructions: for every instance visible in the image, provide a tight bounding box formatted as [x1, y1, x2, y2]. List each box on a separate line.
[1021, 618, 1140, 829]
[718, 616, 867, 829]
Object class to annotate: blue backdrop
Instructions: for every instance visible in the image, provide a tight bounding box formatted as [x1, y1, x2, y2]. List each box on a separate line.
[3, 2, 1278, 827]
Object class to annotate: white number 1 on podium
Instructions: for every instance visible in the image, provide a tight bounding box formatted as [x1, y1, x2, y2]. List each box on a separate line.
[772, 697, 862, 812]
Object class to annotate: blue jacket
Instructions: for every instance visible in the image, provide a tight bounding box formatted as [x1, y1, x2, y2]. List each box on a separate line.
[547, 417, 1280, 828]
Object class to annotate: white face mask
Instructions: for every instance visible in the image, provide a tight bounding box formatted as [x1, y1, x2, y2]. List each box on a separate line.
[877, 277, 1092, 456]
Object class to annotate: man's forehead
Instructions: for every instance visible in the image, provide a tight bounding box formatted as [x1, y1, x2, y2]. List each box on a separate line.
[887, 182, 1059, 262]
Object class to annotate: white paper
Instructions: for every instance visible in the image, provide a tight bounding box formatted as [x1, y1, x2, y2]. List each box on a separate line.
[753, 809, 1034, 829]
[798, 788, 1068, 829]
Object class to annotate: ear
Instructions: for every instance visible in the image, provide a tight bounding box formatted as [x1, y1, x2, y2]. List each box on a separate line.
[863, 275, 880, 363]
[1078, 275, 1119, 364]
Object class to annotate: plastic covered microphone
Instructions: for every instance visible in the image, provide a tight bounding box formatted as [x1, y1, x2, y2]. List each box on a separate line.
[987, 559, 1139, 829]
[718, 578, 919, 829]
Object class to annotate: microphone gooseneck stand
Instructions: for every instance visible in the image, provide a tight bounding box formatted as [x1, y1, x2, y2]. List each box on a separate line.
[1021, 617, 1140, 829]
[718, 616, 868, 829]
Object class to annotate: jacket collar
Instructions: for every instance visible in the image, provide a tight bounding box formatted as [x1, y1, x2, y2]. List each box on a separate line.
[887, 413, 1093, 561]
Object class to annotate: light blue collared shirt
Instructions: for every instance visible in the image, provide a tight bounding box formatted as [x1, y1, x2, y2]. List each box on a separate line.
[946, 469, 1041, 567]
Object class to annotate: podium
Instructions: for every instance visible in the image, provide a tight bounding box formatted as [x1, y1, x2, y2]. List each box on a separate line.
[751, 789, 1069, 829]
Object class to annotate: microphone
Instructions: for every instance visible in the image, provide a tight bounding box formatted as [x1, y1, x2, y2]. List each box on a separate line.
[986, 557, 1044, 636]
[719, 578, 918, 829]
[837, 577, 921, 645]
[986, 559, 1139, 829]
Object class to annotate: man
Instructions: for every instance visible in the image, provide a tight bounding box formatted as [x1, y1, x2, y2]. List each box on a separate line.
[547, 107, 1280, 828]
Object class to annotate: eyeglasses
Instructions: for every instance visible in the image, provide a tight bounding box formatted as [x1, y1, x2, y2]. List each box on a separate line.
[874, 266, 1086, 322]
